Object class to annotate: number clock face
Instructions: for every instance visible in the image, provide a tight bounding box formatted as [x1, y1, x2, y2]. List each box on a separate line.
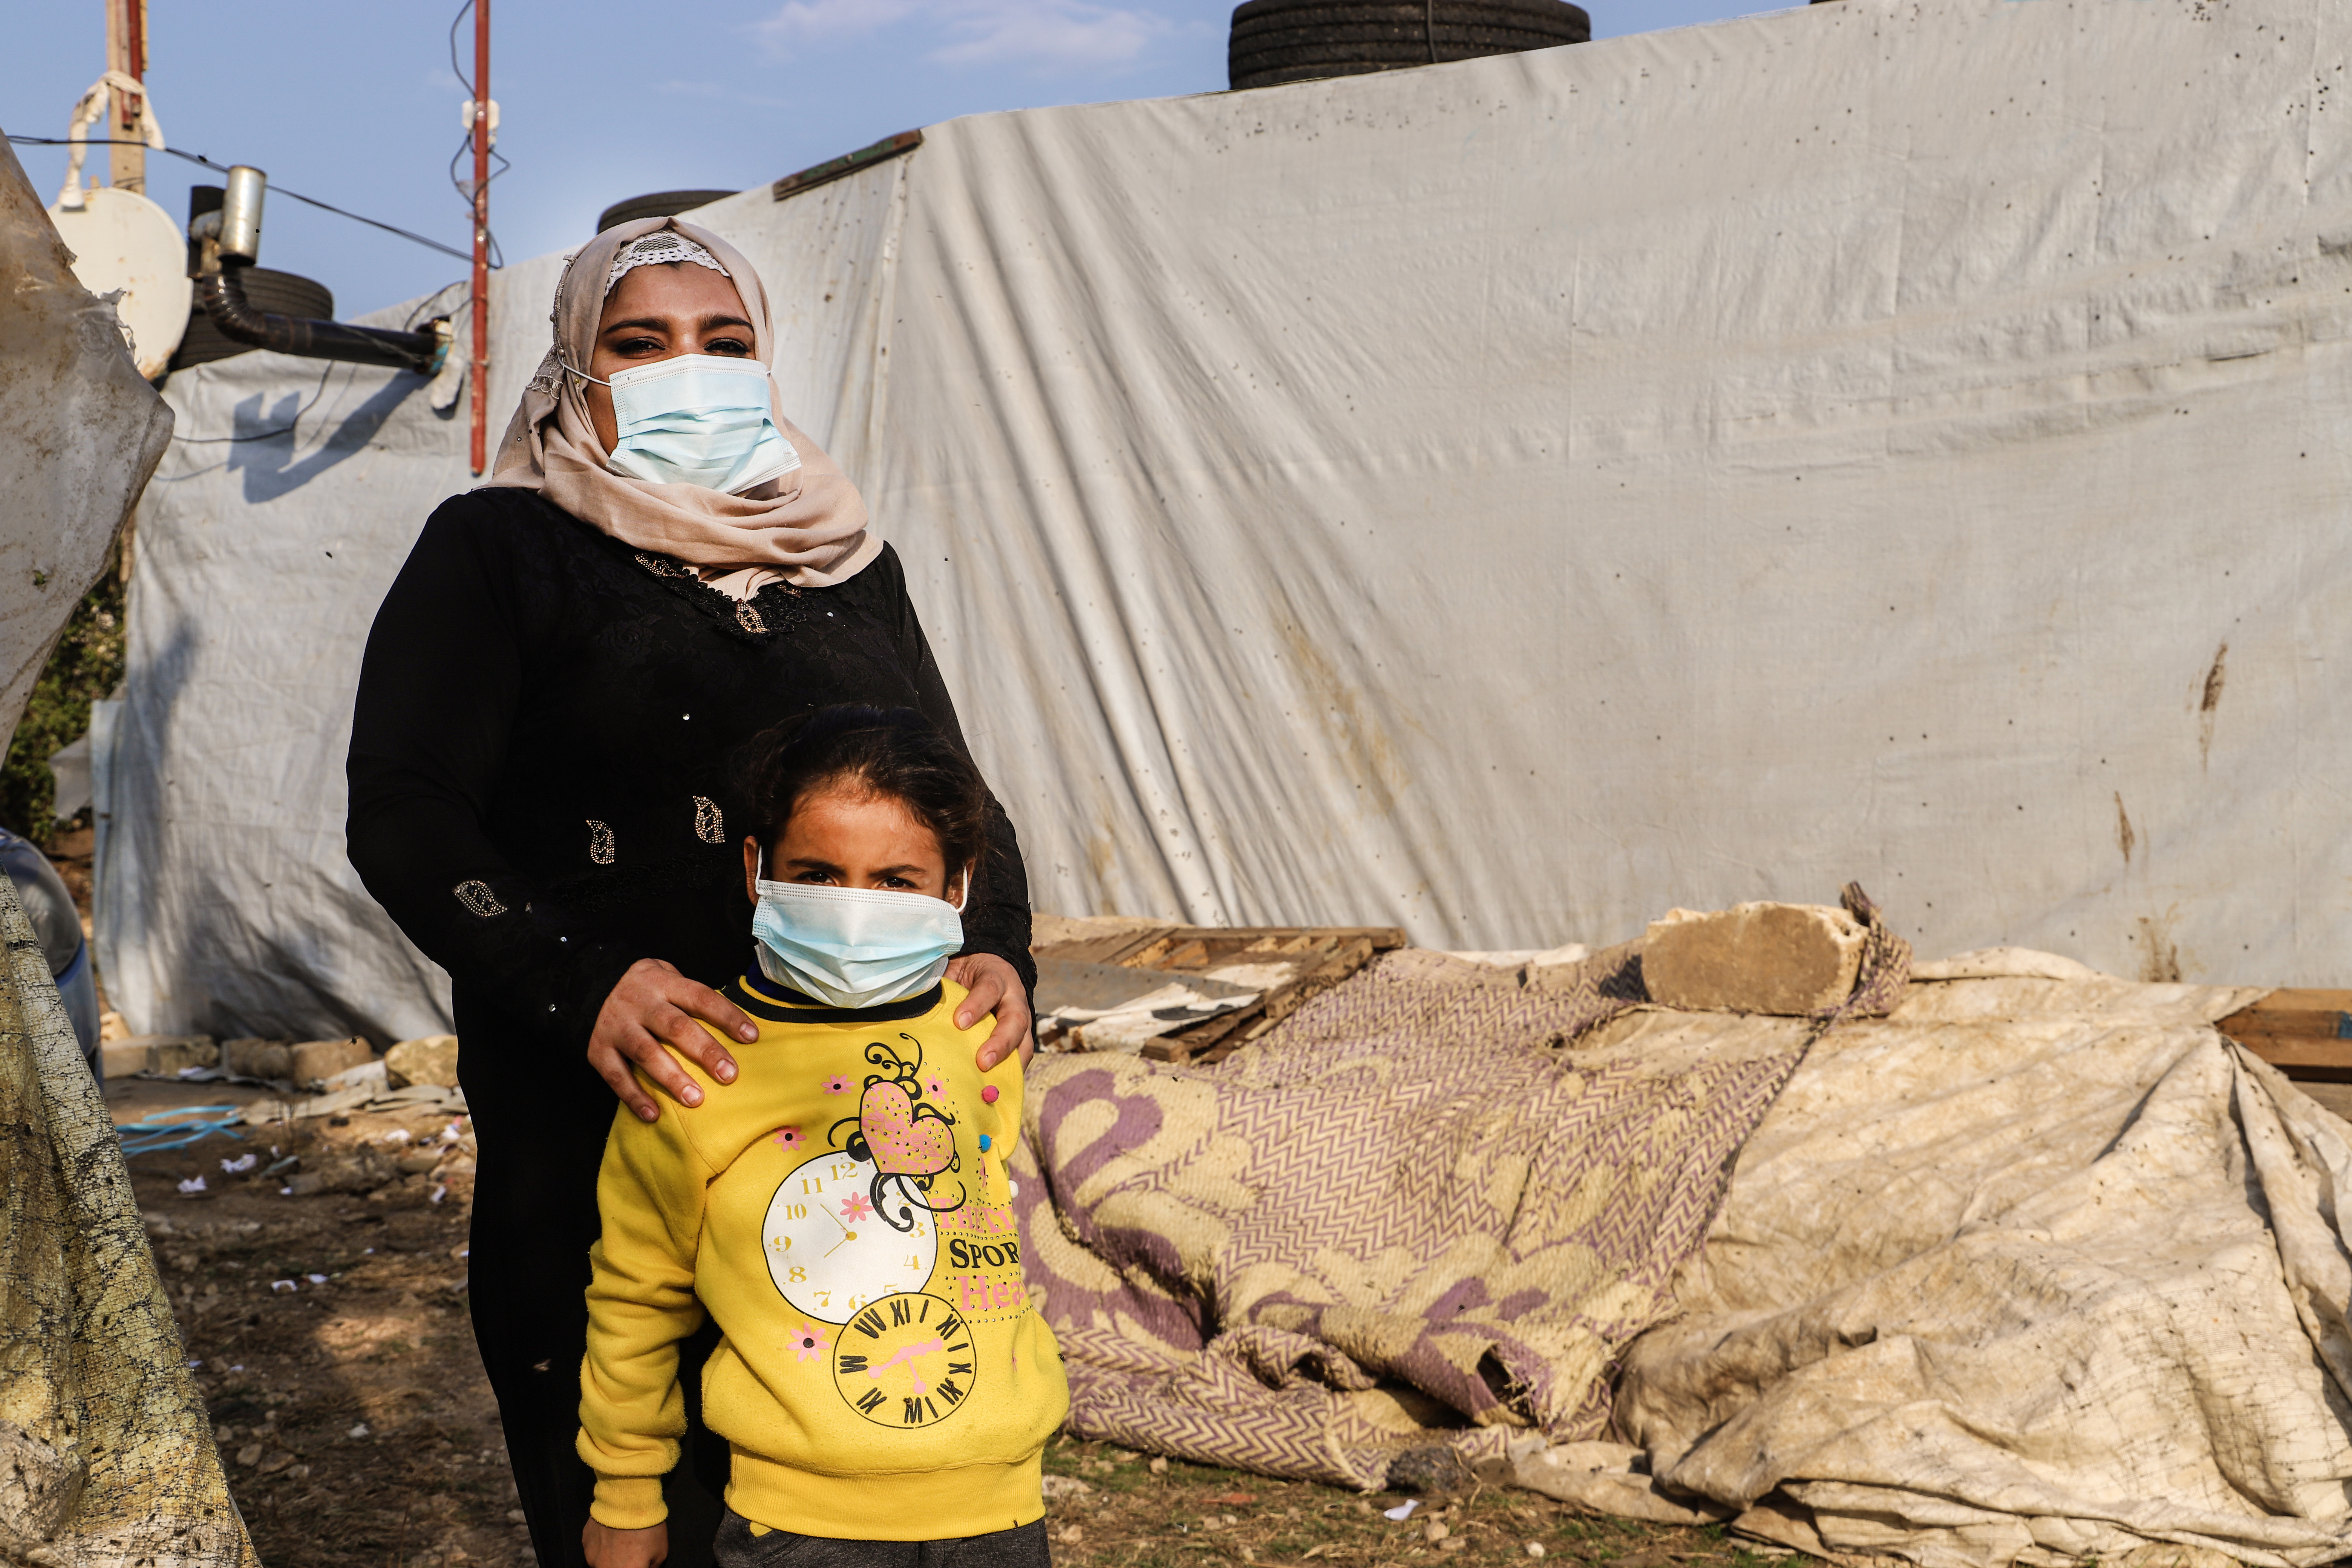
[763, 1152, 938, 1322]
[833, 1292, 975, 1427]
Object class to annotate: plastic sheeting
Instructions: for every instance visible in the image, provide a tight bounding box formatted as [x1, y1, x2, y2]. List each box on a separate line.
[104, 0, 2352, 1037]
[0, 874, 254, 1566]
[0, 135, 171, 758]
[1604, 959, 2352, 1568]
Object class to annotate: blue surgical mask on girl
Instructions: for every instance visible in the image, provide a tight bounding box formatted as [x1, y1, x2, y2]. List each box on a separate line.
[583, 354, 801, 495]
[750, 868, 968, 1009]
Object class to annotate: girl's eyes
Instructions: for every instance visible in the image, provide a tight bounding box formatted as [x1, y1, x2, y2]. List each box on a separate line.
[612, 335, 665, 355]
[704, 337, 752, 356]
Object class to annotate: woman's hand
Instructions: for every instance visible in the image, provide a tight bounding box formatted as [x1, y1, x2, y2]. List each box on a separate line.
[946, 954, 1034, 1071]
[584, 1517, 668, 1568]
[588, 959, 757, 1123]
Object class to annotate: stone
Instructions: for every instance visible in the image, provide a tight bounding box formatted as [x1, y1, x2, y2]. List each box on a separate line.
[1040, 1475, 1093, 1503]
[223, 1038, 292, 1080]
[288, 1037, 374, 1089]
[283, 1149, 394, 1198]
[1642, 902, 1868, 1016]
[320, 1059, 387, 1095]
[1386, 1443, 1476, 1499]
[384, 1034, 460, 1089]
[99, 1035, 217, 1078]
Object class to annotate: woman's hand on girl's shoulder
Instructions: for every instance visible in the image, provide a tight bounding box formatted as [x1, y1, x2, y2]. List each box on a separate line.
[589, 958, 758, 1123]
[946, 953, 1034, 1071]
[584, 1517, 669, 1568]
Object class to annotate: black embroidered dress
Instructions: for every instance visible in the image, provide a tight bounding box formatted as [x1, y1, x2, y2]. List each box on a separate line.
[345, 486, 1035, 1563]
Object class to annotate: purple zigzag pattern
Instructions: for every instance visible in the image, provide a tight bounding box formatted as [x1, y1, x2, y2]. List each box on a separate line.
[1017, 949, 1810, 1480]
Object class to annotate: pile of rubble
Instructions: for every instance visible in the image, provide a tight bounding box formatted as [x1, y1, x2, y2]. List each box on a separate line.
[106, 1030, 467, 1120]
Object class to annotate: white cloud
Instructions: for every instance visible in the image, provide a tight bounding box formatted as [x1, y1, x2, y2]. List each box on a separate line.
[757, 0, 922, 48]
[927, 2, 1172, 72]
[756, 0, 1175, 76]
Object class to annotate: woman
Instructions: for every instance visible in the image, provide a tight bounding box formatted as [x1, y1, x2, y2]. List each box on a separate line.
[346, 219, 1036, 1568]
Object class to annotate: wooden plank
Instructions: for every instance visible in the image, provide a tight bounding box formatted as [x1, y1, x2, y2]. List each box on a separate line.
[1040, 923, 1405, 1065]
[771, 130, 923, 202]
[1262, 936, 1379, 1027]
[2233, 1040, 2352, 1083]
[2218, 990, 2352, 1081]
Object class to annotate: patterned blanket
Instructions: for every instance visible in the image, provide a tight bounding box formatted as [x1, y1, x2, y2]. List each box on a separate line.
[1013, 900, 1908, 1489]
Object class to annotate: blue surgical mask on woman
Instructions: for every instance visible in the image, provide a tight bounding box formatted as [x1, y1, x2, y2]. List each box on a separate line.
[583, 353, 801, 495]
[750, 873, 968, 1009]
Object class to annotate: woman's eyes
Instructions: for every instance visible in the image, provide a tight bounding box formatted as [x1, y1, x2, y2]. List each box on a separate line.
[602, 334, 750, 358]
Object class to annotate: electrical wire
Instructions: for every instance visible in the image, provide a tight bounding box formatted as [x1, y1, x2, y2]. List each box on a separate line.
[403, 278, 471, 331]
[7, 134, 485, 266]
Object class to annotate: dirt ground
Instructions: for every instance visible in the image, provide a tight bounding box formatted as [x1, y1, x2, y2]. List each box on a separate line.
[119, 1090, 1792, 1568]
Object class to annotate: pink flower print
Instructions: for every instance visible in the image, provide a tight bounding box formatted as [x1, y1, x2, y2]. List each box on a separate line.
[923, 1074, 946, 1098]
[771, 1125, 804, 1150]
[822, 1073, 851, 1095]
[838, 1191, 874, 1223]
[788, 1322, 831, 1363]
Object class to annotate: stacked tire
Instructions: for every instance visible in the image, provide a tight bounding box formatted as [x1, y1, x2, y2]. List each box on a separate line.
[1229, 0, 1590, 92]
[168, 268, 334, 371]
[595, 190, 739, 234]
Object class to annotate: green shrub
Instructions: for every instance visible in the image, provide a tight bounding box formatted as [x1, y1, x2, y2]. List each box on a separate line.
[0, 552, 126, 842]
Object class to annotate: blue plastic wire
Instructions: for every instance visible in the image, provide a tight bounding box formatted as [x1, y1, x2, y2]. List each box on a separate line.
[115, 1105, 246, 1156]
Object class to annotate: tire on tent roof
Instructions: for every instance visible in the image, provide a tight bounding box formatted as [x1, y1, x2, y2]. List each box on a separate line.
[166, 268, 335, 372]
[1228, 0, 1588, 90]
[595, 189, 740, 233]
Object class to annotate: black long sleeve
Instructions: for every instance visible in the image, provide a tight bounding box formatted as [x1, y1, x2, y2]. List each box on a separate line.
[346, 488, 1032, 1060]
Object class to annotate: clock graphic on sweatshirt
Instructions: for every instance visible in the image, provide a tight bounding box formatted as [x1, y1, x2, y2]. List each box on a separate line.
[832, 1292, 975, 1427]
[763, 1152, 938, 1322]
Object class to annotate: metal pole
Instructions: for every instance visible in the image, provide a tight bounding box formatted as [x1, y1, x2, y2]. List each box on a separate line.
[469, 0, 491, 475]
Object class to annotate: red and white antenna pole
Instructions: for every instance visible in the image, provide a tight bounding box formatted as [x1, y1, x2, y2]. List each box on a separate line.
[469, 0, 492, 476]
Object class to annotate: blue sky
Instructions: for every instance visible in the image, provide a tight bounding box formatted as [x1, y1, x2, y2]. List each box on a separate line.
[6, 2, 1784, 316]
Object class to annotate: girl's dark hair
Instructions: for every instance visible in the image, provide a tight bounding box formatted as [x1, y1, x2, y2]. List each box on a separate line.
[733, 706, 988, 877]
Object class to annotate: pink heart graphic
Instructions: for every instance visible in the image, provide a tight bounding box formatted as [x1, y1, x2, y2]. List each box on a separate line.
[862, 1081, 954, 1176]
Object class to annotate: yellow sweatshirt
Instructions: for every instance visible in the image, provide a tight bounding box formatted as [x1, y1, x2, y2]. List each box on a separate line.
[578, 971, 1069, 1539]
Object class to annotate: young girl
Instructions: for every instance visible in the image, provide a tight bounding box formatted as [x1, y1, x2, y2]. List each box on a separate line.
[578, 706, 1066, 1568]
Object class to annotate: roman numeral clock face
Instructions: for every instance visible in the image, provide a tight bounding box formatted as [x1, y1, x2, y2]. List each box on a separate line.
[834, 1291, 975, 1427]
[763, 1152, 939, 1323]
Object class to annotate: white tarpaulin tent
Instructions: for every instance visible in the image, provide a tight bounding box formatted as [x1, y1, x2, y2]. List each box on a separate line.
[100, 0, 2352, 1040]
[0, 137, 170, 760]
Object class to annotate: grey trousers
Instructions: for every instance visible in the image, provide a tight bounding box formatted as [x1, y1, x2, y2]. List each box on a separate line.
[712, 1514, 1050, 1568]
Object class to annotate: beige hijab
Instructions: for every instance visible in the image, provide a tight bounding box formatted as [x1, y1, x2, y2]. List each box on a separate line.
[486, 216, 880, 595]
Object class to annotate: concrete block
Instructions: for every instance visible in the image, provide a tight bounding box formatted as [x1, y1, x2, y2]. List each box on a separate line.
[1643, 902, 1867, 1016]
[100, 1035, 217, 1077]
[100, 1040, 150, 1079]
[384, 1034, 460, 1089]
[222, 1038, 292, 1080]
[288, 1037, 374, 1088]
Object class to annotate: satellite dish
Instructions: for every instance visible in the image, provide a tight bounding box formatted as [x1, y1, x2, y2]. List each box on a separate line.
[46, 185, 193, 380]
